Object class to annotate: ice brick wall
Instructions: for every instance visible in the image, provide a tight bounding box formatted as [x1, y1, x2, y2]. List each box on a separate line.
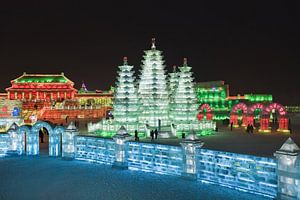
[197, 148, 277, 197]
[0, 134, 10, 157]
[74, 136, 115, 165]
[127, 142, 183, 176]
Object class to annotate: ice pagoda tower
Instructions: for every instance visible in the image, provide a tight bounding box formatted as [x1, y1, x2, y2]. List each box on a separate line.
[169, 58, 201, 131]
[168, 65, 179, 101]
[168, 65, 179, 120]
[112, 57, 139, 125]
[87, 39, 216, 137]
[137, 38, 170, 127]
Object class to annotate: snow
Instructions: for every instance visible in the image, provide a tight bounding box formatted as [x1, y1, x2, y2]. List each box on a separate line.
[0, 155, 269, 200]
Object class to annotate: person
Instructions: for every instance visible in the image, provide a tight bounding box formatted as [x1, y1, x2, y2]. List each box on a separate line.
[289, 118, 292, 134]
[39, 129, 44, 143]
[230, 122, 233, 131]
[134, 130, 139, 141]
[246, 124, 250, 133]
[250, 124, 254, 134]
[150, 130, 154, 142]
[154, 129, 158, 139]
[182, 132, 185, 139]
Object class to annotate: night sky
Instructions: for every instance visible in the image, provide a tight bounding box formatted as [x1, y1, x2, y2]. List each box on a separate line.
[0, 1, 299, 105]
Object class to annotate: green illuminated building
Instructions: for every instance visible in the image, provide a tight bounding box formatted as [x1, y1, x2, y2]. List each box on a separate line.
[195, 81, 273, 120]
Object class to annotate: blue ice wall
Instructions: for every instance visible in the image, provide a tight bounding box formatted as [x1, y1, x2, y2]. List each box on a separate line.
[74, 136, 115, 164]
[0, 134, 10, 157]
[127, 142, 183, 176]
[73, 136, 278, 198]
[196, 149, 277, 198]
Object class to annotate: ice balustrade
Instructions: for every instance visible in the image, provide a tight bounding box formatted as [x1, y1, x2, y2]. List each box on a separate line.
[0, 134, 10, 157]
[2, 127, 298, 199]
[196, 148, 277, 198]
[127, 142, 183, 176]
[74, 136, 116, 164]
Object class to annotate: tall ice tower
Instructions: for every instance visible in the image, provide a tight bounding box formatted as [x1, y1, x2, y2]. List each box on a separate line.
[137, 39, 169, 127]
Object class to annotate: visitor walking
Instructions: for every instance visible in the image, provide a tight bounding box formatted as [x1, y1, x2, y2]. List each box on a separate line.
[289, 118, 292, 134]
[154, 129, 158, 139]
[230, 122, 233, 131]
[150, 130, 154, 142]
[182, 132, 185, 139]
[134, 130, 139, 141]
[250, 125, 254, 134]
[246, 124, 250, 133]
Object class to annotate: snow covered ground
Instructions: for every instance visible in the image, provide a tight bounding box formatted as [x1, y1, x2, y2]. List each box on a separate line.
[0, 155, 269, 200]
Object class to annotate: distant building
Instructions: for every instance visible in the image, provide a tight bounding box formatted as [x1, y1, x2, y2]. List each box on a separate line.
[2, 73, 113, 124]
[6, 72, 77, 101]
[195, 80, 273, 120]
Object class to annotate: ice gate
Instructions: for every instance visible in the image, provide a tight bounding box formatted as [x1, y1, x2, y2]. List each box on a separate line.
[0, 123, 300, 199]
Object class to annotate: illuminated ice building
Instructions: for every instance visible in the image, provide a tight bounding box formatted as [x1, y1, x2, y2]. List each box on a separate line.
[0, 73, 113, 128]
[88, 39, 216, 137]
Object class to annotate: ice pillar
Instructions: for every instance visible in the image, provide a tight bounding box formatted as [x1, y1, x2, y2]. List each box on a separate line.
[180, 131, 204, 180]
[274, 138, 300, 200]
[62, 122, 79, 159]
[7, 123, 20, 154]
[113, 126, 132, 169]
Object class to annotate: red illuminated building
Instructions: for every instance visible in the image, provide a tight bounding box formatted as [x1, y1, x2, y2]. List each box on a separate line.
[6, 72, 77, 101]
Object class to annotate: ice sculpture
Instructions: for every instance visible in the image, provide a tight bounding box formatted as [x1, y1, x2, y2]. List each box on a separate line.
[51, 125, 64, 156]
[274, 137, 300, 199]
[7, 123, 19, 153]
[62, 122, 79, 159]
[180, 131, 204, 180]
[113, 126, 132, 169]
[74, 136, 116, 164]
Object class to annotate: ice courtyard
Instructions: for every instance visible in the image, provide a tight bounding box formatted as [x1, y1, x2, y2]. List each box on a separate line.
[0, 155, 269, 200]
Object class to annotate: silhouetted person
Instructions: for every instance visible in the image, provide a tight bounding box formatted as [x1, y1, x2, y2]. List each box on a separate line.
[39, 130, 44, 143]
[150, 130, 154, 142]
[246, 124, 250, 133]
[230, 122, 233, 131]
[154, 129, 158, 139]
[134, 130, 139, 141]
[182, 132, 185, 139]
[250, 124, 254, 133]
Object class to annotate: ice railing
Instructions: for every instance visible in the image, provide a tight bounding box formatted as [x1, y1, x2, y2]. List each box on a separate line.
[196, 148, 277, 198]
[74, 136, 116, 164]
[127, 142, 183, 176]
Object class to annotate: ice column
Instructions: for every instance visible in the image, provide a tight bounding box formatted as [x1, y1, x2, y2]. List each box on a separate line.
[7, 123, 19, 154]
[62, 122, 79, 159]
[113, 126, 132, 169]
[274, 137, 300, 200]
[180, 131, 204, 180]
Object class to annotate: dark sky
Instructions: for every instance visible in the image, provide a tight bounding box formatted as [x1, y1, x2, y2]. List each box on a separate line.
[0, 1, 299, 105]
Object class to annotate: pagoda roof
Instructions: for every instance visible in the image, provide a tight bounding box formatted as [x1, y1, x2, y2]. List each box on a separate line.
[12, 72, 73, 84]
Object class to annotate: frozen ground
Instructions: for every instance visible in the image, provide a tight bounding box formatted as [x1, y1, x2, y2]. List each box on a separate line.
[0, 155, 269, 200]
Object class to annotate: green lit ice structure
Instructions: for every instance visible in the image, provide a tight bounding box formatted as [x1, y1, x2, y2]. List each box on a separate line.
[137, 39, 170, 127]
[88, 39, 215, 137]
